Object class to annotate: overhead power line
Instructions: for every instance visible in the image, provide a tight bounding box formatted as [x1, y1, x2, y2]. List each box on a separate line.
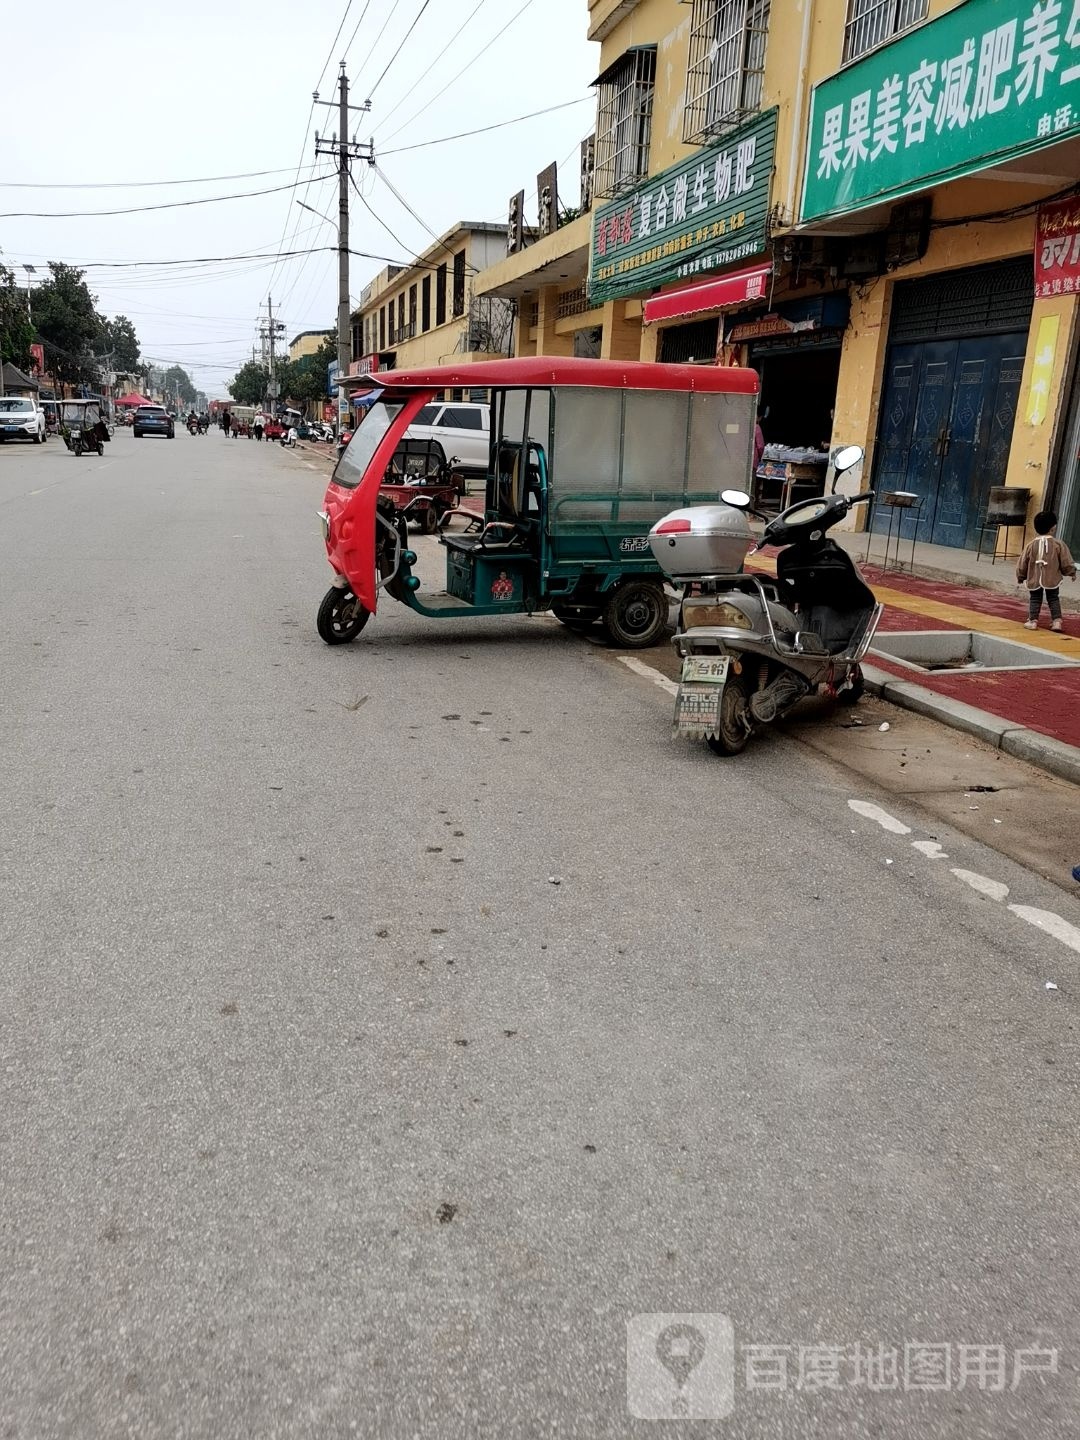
[380, 0, 540, 145]
[341, 0, 372, 69]
[0, 171, 335, 220]
[374, 166, 480, 273]
[379, 97, 592, 156]
[366, 0, 435, 102]
[0, 164, 314, 192]
[352, 0, 405, 95]
[314, 1, 354, 98]
[372, 0, 492, 136]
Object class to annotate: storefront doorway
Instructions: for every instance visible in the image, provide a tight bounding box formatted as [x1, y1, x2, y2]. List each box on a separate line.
[754, 348, 840, 451]
[872, 259, 1032, 549]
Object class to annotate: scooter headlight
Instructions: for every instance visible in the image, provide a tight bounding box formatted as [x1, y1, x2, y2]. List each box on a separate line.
[682, 602, 752, 630]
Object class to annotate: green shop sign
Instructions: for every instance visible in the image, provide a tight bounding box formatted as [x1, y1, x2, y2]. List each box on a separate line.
[803, 0, 1080, 224]
[588, 109, 777, 305]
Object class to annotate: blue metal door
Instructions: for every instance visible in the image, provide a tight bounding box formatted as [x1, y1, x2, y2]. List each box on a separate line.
[932, 336, 1025, 548]
[872, 341, 956, 540]
[873, 335, 1026, 548]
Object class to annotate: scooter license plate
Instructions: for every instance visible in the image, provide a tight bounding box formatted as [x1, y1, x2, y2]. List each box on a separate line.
[680, 655, 730, 685]
[674, 681, 724, 737]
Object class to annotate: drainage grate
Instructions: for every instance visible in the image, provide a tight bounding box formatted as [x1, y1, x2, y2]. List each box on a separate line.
[870, 630, 1080, 674]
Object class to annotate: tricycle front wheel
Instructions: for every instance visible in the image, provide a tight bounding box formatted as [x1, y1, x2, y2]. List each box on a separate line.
[317, 586, 370, 645]
[601, 580, 668, 648]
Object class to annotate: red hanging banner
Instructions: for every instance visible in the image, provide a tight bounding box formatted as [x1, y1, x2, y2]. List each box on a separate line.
[1035, 199, 1080, 300]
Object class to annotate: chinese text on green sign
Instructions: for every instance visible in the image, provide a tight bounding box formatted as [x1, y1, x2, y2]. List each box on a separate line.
[589, 109, 776, 305]
[803, 0, 1080, 223]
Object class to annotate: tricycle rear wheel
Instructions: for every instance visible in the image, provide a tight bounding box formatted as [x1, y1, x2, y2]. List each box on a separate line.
[601, 580, 668, 648]
[317, 586, 370, 645]
[420, 506, 438, 535]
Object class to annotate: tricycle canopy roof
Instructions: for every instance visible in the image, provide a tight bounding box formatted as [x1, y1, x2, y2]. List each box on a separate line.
[346, 356, 759, 398]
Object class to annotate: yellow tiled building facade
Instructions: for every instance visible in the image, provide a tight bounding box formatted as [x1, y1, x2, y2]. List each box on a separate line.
[476, 0, 1080, 554]
[351, 224, 513, 384]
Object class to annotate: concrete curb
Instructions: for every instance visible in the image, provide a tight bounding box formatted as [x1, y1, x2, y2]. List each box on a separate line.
[294, 440, 336, 465]
[861, 663, 1080, 785]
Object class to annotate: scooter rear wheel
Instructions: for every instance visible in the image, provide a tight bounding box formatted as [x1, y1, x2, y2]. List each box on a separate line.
[837, 665, 865, 706]
[317, 586, 370, 645]
[705, 673, 751, 756]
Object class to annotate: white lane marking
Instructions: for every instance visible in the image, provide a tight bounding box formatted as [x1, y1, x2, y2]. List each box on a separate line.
[304, 463, 317, 470]
[951, 869, 1010, 902]
[912, 840, 949, 860]
[618, 655, 678, 696]
[1008, 906, 1080, 956]
[848, 799, 911, 835]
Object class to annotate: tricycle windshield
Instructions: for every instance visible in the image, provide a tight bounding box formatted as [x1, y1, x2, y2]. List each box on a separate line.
[332, 400, 404, 490]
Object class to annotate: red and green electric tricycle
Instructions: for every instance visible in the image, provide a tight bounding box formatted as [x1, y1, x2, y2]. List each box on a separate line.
[316, 357, 758, 648]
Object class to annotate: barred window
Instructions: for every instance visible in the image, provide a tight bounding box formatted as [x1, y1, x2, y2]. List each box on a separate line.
[452, 251, 466, 318]
[594, 47, 656, 200]
[684, 0, 769, 146]
[843, 0, 927, 64]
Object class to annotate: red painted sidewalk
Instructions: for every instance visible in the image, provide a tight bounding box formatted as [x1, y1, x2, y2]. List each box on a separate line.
[860, 564, 1080, 751]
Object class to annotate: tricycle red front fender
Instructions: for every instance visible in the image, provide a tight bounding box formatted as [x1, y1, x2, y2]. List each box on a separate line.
[322, 392, 433, 613]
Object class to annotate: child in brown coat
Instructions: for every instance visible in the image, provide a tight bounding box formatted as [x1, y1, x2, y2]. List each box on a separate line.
[1016, 510, 1076, 632]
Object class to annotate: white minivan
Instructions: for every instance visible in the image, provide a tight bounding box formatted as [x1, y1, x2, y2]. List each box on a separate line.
[405, 401, 490, 469]
[0, 395, 46, 444]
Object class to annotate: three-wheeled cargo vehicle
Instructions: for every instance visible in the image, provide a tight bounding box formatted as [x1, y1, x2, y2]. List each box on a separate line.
[316, 357, 759, 649]
[60, 399, 107, 457]
[379, 437, 464, 534]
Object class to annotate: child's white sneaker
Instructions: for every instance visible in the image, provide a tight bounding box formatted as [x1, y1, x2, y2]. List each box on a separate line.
[1024, 619, 1038, 629]
[1051, 619, 1063, 632]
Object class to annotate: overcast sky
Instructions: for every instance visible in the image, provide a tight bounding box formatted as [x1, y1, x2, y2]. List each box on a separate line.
[1, 0, 599, 397]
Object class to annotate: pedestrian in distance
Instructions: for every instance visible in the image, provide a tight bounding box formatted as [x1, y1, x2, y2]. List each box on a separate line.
[1016, 509, 1075, 632]
[254, 419, 263, 442]
[222, 410, 231, 438]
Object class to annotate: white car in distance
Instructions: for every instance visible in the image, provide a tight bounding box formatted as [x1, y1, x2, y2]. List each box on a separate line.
[0, 395, 47, 444]
[405, 401, 490, 470]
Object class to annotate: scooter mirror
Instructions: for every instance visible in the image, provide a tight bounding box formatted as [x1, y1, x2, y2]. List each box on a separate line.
[831, 444, 864, 474]
[720, 488, 752, 508]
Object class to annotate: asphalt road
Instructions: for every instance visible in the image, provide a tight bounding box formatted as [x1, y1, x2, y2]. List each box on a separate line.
[2, 427, 1080, 1439]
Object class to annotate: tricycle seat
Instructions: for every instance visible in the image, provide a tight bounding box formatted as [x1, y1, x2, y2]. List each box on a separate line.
[440, 532, 525, 555]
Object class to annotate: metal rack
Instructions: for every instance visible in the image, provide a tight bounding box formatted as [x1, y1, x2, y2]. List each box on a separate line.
[864, 491, 922, 572]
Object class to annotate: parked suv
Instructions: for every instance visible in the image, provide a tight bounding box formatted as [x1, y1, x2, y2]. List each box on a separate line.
[133, 405, 175, 439]
[0, 395, 47, 444]
[405, 401, 489, 470]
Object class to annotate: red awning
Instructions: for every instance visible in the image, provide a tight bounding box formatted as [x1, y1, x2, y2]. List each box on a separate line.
[643, 264, 772, 325]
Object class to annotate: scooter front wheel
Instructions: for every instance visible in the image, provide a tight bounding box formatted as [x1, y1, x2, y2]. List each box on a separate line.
[705, 673, 751, 756]
[317, 586, 370, 645]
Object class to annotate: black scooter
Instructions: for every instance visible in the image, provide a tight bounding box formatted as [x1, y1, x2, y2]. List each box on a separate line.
[651, 446, 883, 755]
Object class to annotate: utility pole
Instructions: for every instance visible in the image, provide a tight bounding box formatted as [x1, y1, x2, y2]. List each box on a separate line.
[315, 65, 373, 429]
[264, 294, 285, 414]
